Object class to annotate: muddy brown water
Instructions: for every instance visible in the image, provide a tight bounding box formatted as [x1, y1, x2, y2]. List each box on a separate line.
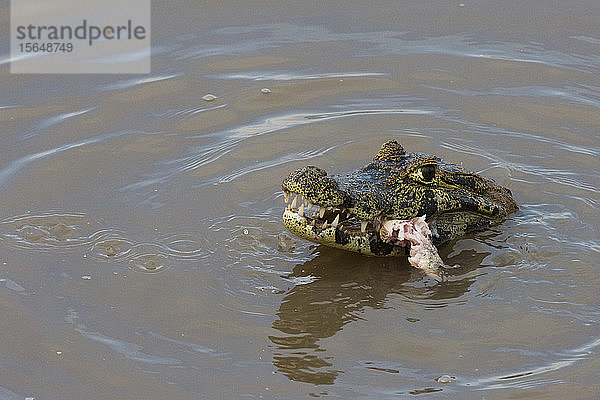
[1, 1, 599, 399]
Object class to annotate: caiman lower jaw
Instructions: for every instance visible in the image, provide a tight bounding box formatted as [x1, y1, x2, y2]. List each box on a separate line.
[281, 191, 447, 280]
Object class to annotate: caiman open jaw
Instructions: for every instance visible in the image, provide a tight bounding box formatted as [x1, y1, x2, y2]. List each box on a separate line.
[282, 191, 405, 257]
[281, 140, 518, 263]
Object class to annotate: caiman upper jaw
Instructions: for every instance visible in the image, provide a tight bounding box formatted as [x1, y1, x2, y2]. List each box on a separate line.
[282, 189, 376, 234]
[282, 188, 412, 257]
[282, 166, 347, 208]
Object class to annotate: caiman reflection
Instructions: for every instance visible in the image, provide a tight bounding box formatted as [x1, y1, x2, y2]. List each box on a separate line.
[269, 247, 486, 384]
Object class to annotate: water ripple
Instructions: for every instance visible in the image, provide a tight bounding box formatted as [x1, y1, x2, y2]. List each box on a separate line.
[424, 84, 600, 109]
[160, 233, 206, 259]
[89, 237, 135, 260]
[26, 106, 98, 139]
[0, 130, 139, 188]
[122, 107, 433, 192]
[213, 71, 387, 81]
[98, 73, 180, 91]
[76, 328, 181, 365]
[0, 212, 113, 250]
[148, 331, 227, 358]
[461, 335, 600, 390]
[441, 122, 599, 158]
[153, 103, 228, 121]
[163, 25, 600, 73]
[0, 385, 24, 400]
[128, 252, 170, 273]
[0, 211, 208, 274]
[207, 143, 347, 186]
[223, 108, 431, 140]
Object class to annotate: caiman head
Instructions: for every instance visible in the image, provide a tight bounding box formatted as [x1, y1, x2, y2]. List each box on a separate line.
[281, 140, 517, 257]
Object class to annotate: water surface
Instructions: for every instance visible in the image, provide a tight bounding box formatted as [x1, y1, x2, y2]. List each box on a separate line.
[1, 1, 599, 399]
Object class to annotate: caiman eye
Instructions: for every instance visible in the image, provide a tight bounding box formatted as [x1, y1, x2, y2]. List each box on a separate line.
[420, 164, 436, 182]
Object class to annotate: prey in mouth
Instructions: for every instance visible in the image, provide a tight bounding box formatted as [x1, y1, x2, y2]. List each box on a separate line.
[282, 192, 445, 280]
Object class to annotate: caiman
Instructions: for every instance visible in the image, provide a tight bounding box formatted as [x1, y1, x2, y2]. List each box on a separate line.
[281, 140, 517, 281]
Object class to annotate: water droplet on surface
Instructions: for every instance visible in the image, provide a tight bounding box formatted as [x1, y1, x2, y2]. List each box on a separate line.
[202, 94, 218, 101]
[89, 239, 133, 260]
[4, 279, 26, 292]
[105, 245, 118, 257]
[277, 232, 295, 252]
[129, 254, 169, 273]
[435, 374, 455, 383]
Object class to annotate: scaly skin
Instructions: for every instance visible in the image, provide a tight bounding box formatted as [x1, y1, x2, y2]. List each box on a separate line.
[281, 140, 517, 257]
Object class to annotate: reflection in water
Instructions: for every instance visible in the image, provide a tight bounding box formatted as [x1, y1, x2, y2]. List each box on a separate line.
[269, 247, 482, 384]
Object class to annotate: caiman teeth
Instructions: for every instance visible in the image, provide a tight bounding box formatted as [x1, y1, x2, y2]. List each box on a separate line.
[331, 214, 340, 228]
[319, 206, 326, 219]
[284, 191, 377, 234]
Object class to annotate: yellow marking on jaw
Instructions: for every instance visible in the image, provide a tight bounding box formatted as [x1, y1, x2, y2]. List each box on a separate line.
[282, 209, 404, 256]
